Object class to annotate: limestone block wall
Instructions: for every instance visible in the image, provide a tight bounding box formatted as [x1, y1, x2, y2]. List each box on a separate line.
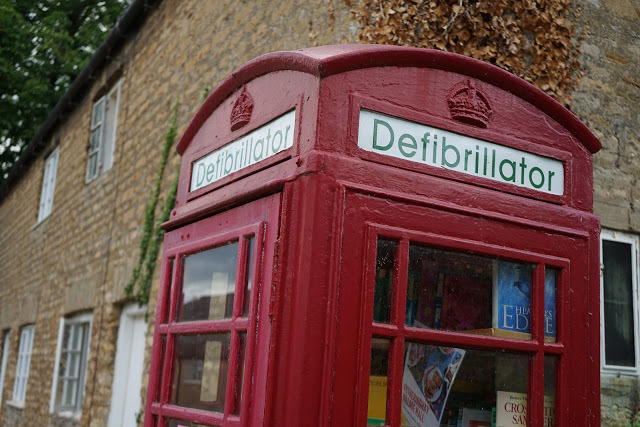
[0, 1, 355, 426]
[573, 0, 640, 425]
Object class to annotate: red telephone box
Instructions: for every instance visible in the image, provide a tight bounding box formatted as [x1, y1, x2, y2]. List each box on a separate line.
[144, 45, 601, 427]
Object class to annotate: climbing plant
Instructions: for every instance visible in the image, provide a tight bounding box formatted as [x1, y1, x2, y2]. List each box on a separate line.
[352, 0, 582, 108]
[125, 102, 179, 305]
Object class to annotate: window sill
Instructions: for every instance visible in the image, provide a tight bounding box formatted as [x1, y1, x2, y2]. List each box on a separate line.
[6, 400, 25, 409]
[31, 216, 50, 231]
[52, 410, 81, 420]
[601, 368, 640, 378]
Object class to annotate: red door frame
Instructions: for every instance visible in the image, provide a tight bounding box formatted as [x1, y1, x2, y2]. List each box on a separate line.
[330, 188, 590, 426]
[145, 194, 280, 427]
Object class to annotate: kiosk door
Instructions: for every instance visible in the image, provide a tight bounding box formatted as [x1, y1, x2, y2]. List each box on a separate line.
[146, 194, 280, 427]
[333, 190, 592, 427]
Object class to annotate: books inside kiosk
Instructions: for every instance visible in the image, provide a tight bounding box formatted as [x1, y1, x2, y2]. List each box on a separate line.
[369, 241, 557, 427]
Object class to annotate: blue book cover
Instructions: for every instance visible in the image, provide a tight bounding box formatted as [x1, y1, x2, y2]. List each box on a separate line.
[493, 260, 556, 339]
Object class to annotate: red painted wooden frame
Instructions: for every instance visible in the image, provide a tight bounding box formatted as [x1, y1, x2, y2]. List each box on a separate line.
[332, 188, 590, 426]
[145, 194, 280, 427]
[356, 224, 570, 426]
[149, 45, 601, 427]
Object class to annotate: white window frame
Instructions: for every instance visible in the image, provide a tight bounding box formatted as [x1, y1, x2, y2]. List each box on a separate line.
[0, 330, 10, 406]
[600, 228, 640, 375]
[37, 146, 59, 223]
[86, 80, 121, 182]
[11, 324, 34, 406]
[50, 313, 93, 418]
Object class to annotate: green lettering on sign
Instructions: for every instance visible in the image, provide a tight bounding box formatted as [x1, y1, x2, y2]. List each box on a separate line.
[357, 110, 564, 196]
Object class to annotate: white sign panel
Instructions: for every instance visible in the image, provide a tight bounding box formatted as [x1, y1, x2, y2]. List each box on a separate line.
[358, 110, 564, 195]
[190, 110, 295, 192]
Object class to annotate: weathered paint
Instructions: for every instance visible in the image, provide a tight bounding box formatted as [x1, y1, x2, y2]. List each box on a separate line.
[147, 45, 601, 427]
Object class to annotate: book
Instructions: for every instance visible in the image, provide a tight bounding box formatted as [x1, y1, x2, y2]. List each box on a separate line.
[461, 408, 492, 427]
[492, 261, 556, 340]
[367, 375, 387, 426]
[495, 391, 555, 426]
[406, 270, 420, 326]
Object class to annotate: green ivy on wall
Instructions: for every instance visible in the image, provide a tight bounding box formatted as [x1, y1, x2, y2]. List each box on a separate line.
[125, 102, 180, 306]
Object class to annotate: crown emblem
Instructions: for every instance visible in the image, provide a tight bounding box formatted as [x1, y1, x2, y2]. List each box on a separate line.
[446, 79, 493, 128]
[230, 87, 254, 131]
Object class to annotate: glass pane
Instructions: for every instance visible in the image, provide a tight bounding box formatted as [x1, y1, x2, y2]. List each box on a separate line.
[88, 153, 98, 178]
[89, 128, 101, 151]
[170, 333, 230, 412]
[544, 355, 557, 426]
[179, 242, 239, 322]
[55, 375, 65, 406]
[155, 335, 167, 402]
[368, 338, 389, 426]
[406, 245, 537, 341]
[233, 332, 247, 415]
[374, 239, 397, 323]
[92, 98, 104, 126]
[242, 237, 256, 316]
[163, 259, 174, 324]
[72, 324, 83, 350]
[401, 344, 529, 426]
[545, 268, 558, 341]
[165, 419, 209, 427]
[602, 240, 635, 366]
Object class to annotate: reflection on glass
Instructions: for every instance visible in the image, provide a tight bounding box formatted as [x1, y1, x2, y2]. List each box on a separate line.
[155, 335, 166, 402]
[164, 258, 174, 324]
[401, 345, 530, 426]
[242, 237, 255, 316]
[406, 245, 540, 341]
[165, 419, 209, 427]
[544, 355, 557, 426]
[602, 240, 635, 366]
[170, 334, 230, 412]
[368, 338, 390, 426]
[544, 268, 558, 341]
[233, 333, 247, 415]
[179, 242, 239, 322]
[374, 240, 397, 323]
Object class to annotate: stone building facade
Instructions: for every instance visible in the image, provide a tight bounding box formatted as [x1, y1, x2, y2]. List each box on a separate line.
[0, 0, 636, 426]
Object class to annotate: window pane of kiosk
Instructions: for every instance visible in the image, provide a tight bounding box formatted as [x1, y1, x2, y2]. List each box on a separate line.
[544, 355, 558, 425]
[406, 245, 540, 340]
[242, 237, 255, 317]
[368, 338, 390, 426]
[170, 333, 230, 412]
[401, 344, 529, 426]
[233, 332, 247, 415]
[179, 242, 239, 322]
[155, 335, 167, 402]
[544, 268, 559, 341]
[165, 419, 209, 427]
[375, 239, 397, 323]
[164, 259, 174, 324]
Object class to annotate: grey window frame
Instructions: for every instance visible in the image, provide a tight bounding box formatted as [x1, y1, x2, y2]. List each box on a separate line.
[600, 229, 640, 375]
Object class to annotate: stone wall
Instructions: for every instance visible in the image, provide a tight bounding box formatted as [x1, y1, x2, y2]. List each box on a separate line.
[0, 1, 355, 425]
[572, 0, 640, 425]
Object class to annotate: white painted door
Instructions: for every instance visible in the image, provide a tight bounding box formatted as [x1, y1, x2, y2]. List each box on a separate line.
[108, 304, 147, 427]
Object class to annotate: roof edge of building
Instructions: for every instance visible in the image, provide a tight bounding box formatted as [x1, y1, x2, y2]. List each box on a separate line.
[0, 0, 159, 202]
